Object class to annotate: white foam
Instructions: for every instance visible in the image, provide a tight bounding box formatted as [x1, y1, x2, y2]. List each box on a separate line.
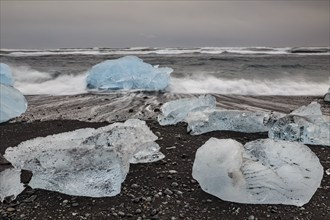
[170, 75, 329, 96]
[11, 66, 86, 95]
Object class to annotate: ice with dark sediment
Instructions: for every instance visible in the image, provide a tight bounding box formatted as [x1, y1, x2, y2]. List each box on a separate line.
[0, 168, 25, 202]
[4, 119, 164, 197]
[0, 63, 14, 86]
[0, 84, 28, 123]
[86, 56, 173, 91]
[269, 102, 330, 146]
[158, 95, 216, 125]
[192, 138, 323, 206]
[186, 110, 284, 135]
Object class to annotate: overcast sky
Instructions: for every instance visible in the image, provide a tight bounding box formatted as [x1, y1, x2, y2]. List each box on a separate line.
[1, 0, 329, 49]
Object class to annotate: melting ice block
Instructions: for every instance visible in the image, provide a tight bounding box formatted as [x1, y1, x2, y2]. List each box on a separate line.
[86, 56, 173, 91]
[325, 88, 330, 102]
[192, 138, 323, 206]
[0, 168, 25, 202]
[158, 95, 216, 125]
[187, 110, 284, 135]
[269, 102, 330, 146]
[4, 119, 164, 197]
[0, 84, 28, 123]
[0, 63, 14, 86]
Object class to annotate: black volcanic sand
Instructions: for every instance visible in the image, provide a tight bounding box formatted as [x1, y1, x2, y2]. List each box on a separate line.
[0, 120, 329, 220]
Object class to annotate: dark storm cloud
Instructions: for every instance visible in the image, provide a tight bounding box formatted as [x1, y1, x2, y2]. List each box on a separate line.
[0, 1, 329, 48]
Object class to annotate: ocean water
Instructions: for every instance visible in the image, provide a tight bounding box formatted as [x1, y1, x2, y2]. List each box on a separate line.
[0, 47, 329, 96]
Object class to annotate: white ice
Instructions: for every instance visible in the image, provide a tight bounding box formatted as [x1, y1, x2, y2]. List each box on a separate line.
[0, 168, 25, 202]
[0, 84, 28, 123]
[0, 63, 14, 86]
[192, 138, 323, 206]
[187, 110, 284, 135]
[4, 119, 164, 197]
[158, 95, 216, 125]
[86, 56, 173, 91]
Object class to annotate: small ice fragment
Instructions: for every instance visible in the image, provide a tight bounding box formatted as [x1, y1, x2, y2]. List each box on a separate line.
[86, 56, 173, 91]
[0, 168, 25, 202]
[0, 84, 28, 123]
[187, 110, 284, 135]
[158, 95, 216, 125]
[324, 88, 330, 102]
[326, 168, 330, 175]
[192, 138, 323, 206]
[4, 119, 164, 197]
[0, 63, 14, 86]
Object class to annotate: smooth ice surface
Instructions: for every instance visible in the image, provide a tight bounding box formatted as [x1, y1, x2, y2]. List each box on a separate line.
[0, 63, 14, 86]
[4, 119, 164, 197]
[158, 95, 216, 125]
[86, 56, 173, 91]
[269, 101, 330, 146]
[187, 110, 284, 135]
[0, 84, 28, 123]
[192, 138, 323, 206]
[0, 168, 25, 202]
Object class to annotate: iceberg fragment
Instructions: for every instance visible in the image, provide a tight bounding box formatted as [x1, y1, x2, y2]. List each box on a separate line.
[324, 88, 330, 102]
[187, 110, 284, 135]
[0, 168, 25, 202]
[0, 84, 28, 123]
[192, 138, 323, 206]
[158, 95, 216, 125]
[86, 56, 173, 91]
[4, 119, 164, 197]
[269, 102, 330, 146]
[0, 63, 14, 86]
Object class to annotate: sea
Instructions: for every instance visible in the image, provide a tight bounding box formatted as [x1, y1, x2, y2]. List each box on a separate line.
[0, 47, 329, 96]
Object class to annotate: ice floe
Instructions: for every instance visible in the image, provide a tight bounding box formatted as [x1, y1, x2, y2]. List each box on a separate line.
[158, 95, 216, 125]
[192, 138, 323, 206]
[86, 56, 173, 91]
[4, 119, 164, 197]
[0, 168, 25, 202]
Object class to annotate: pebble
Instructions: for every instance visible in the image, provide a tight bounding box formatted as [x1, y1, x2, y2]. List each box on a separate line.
[169, 170, 178, 174]
[131, 184, 139, 189]
[135, 209, 142, 214]
[164, 188, 173, 195]
[72, 203, 79, 207]
[171, 182, 179, 187]
[7, 207, 16, 212]
[145, 197, 152, 202]
[248, 215, 255, 220]
[118, 211, 125, 216]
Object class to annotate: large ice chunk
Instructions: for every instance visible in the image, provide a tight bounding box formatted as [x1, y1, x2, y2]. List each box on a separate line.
[0, 84, 28, 123]
[0, 168, 25, 202]
[86, 56, 173, 91]
[269, 115, 330, 146]
[4, 119, 164, 197]
[187, 110, 284, 135]
[192, 138, 323, 206]
[0, 63, 14, 86]
[324, 88, 330, 102]
[269, 101, 330, 146]
[158, 95, 216, 125]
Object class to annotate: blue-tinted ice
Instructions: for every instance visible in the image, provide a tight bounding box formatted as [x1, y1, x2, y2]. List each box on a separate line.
[86, 56, 173, 91]
[158, 95, 216, 125]
[269, 102, 330, 146]
[4, 119, 164, 197]
[0, 63, 14, 86]
[0, 84, 28, 123]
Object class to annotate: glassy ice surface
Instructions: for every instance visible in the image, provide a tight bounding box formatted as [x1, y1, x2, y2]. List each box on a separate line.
[86, 56, 173, 91]
[187, 110, 284, 135]
[0, 168, 25, 202]
[0, 63, 14, 86]
[158, 95, 216, 125]
[269, 102, 330, 146]
[4, 119, 164, 197]
[0, 84, 28, 123]
[192, 138, 323, 206]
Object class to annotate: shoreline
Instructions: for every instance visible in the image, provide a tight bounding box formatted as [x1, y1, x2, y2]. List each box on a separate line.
[1, 94, 329, 219]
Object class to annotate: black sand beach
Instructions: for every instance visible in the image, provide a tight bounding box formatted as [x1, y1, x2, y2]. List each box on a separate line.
[1, 94, 329, 220]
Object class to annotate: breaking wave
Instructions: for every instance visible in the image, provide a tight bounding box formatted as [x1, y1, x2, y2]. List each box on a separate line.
[9, 65, 328, 96]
